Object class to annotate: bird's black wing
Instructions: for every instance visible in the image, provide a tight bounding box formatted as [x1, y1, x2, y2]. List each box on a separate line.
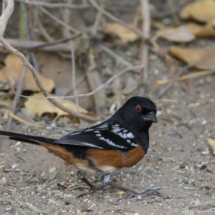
[55, 122, 138, 151]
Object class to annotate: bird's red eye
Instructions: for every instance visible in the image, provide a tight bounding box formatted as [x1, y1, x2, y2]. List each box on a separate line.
[136, 105, 141, 112]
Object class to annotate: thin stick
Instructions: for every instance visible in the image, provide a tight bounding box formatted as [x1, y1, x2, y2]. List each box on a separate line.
[64, 0, 80, 112]
[0, 0, 14, 36]
[39, 7, 79, 34]
[101, 45, 132, 67]
[87, 0, 147, 40]
[15, 0, 89, 9]
[7, 55, 29, 131]
[26, 33, 81, 50]
[0, 38, 76, 52]
[140, 0, 150, 82]
[24, 65, 144, 99]
[34, 8, 53, 42]
[167, 0, 180, 25]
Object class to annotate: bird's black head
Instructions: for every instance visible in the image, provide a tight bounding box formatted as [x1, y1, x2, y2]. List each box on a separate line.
[113, 96, 157, 133]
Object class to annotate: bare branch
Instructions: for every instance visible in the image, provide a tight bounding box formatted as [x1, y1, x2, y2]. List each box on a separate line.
[0, 38, 79, 52]
[15, 0, 89, 9]
[0, 0, 14, 36]
[27, 33, 81, 50]
[140, 0, 150, 83]
[39, 7, 79, 34]
[25, 65, 144, 99]
[87, 0, 148, 40]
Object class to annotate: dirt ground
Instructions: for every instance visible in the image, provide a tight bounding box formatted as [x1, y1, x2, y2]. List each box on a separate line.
[0, 70, 215, 215]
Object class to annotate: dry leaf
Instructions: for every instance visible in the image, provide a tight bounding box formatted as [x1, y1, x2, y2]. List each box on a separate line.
[186, 21, 215, 37]
[156, 26, 195, 42]
[105, 23, 139, 43]
[196, 20, 215, 37]
[0, 54, 55, 92]
[0, 97, 13, 109]
[208, 138, 215, 154]
[169, 46, 215, 70]
[25, 93, 94, 120]
[151, 21, 166, 30]
[180, 0, 215, 22]
[122, 77, 138, 94]
[186, 22, 204, 35]
[156, 70, 215, 85]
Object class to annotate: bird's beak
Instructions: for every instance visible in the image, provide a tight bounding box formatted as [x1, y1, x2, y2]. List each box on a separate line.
[143, 111, 158, 123]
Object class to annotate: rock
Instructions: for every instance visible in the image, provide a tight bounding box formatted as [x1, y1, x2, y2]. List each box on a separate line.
[0, 177, 7, 185]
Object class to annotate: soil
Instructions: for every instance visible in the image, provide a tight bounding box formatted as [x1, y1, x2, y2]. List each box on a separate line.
[0, 69, 215, 215]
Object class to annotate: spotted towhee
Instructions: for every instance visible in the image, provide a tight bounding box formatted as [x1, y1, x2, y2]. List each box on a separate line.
[0, 96, 158, 198]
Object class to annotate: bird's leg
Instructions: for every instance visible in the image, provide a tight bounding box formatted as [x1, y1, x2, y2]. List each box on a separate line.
[76, 171, 104, 198]
[101, 173, 160, 199]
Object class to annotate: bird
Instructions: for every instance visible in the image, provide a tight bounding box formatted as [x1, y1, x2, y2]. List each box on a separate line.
[0, 96, 158, 198]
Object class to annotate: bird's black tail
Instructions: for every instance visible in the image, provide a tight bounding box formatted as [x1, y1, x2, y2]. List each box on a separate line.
[0, 130, 57, 145]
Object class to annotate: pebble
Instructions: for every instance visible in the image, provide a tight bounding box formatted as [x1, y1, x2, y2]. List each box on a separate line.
[202, 120, 207, 125]
[15, 147, 21, 152]
[5, 206, 12, 211]
[49, 167, 56, 173]
[201, 151, 209, 155]
[15, 142, 21, 146]
[12, 164, 18, 169]
[0, 177, 7, 185]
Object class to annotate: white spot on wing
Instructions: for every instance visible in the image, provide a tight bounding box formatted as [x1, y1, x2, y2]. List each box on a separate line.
[85, 129, 94, 132]
[94, 131, 100, 133]
[127, 139, 131, 143]
[112, 127, 121, 133]
[98, 123, 108, 129]
[99, 136, 126, 149]
[96, 134, 101, 137]
[118, 132, 127, 139]
[79, 142, 103, 149]
[131, 143, 138, 147]
[127, 132, 135, 139]
[70, 131, 81, 136]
